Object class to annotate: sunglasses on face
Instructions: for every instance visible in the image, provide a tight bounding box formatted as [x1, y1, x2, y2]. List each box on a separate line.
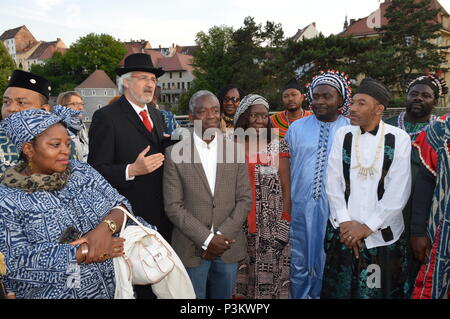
[223, 96, 240, 103]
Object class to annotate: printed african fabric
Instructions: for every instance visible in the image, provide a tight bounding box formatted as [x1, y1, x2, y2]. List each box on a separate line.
[233, 139, 291, 299]
[160, 109, 180, 135]
[385, 114, 436, 297]
[323, 123, 412, 299]
[0, 161, 136, 299]
[412, 114, 450, 299]
[285, 114, 350, 299]
[0, 126, 19, 179]
[321, 222, 408, 299]
[270, 110, 313, 139]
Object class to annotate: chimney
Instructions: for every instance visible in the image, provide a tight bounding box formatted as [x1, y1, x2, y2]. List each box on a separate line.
[350, 19, 356, 25]
[312, 22, 316, 28]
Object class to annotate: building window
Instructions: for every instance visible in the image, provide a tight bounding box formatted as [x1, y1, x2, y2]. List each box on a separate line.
[187, 82, 191, 90]
[179, 72, 182, 78]
[162, 83, 165, 89]
[182, 82, 185, 90]
[97, 104, 102, 109]
[104, 90, 108, 96]
[169, 72, 172, 79]
[92, 90, 96, 96]
[82, 90, 86, 97]
[177, 82, 180, 89]
[84, 117, 90, 122]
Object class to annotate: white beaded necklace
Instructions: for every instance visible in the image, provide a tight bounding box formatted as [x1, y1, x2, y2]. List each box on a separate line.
[398, 111, 436, 137]
[352, 122, 385, 179]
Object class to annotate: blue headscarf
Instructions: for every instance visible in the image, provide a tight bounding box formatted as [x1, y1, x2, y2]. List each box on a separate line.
[3, 109, 68, 153]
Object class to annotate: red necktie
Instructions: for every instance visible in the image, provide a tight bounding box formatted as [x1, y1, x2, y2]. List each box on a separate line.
[139, 110, 153, 133]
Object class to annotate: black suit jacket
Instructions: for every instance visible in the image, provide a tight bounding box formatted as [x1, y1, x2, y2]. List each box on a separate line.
[88, 95, 175, 240]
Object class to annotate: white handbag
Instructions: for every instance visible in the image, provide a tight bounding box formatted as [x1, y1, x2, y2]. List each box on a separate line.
[115, 206, 174, 285]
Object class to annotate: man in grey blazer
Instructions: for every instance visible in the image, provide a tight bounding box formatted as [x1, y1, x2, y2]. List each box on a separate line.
[163, 90, 252, 299]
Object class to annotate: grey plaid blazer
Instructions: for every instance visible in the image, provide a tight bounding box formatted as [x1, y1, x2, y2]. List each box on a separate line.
[163, 133, 252, 268]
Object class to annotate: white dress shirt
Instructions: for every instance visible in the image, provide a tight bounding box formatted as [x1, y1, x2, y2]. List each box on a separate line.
[125, 98, 154, 181]
[193, 132, 219, 250]
[326, 121, 412, 249]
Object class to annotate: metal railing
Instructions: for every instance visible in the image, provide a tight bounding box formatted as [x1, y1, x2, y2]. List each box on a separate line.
[174, 108, 450, 128]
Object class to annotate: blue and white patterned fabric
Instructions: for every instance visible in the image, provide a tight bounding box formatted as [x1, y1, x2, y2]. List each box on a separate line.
[52, 105, 83, 134]
[0, 161, 154, 299]
[2, 109, 62, 153]
[306, 70, 352, 117]
[0, 124, 19, 178]
[286, 114, 350, 299]
[160, 109, 180, 135]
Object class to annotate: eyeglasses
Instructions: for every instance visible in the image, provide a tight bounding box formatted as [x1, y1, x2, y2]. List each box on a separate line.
[66, 102, 85, 107]
[249, 113, 269, 120]
[131, 75, 158, 84]
[223, 96, 240, 103]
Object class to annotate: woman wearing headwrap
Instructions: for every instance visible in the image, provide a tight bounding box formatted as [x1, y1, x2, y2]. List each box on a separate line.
[285, 70, 351, 299]
[0, 109, 153, 299]
[232, 94, 291, 299]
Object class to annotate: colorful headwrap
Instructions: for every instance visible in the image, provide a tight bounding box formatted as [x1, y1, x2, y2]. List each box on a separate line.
[406, 73, 449, 98]
[306, 70, 352, 116]
[233, 94, 270, 126]
[52, 105, 83, 133]
[3, 109, 64, 153]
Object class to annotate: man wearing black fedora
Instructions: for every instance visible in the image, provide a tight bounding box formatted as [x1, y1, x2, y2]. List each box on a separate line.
[88, 53, 175, 297]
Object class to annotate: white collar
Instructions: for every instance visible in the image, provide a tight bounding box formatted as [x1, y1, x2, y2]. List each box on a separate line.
[193, 131, 218, 149]
[126, 97, 149, 115]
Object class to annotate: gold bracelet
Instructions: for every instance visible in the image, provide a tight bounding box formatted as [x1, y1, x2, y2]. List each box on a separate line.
[80, 243, 89, 263]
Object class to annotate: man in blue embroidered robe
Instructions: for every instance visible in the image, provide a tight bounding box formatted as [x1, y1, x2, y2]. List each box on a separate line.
[322, 78, 412, 299]
[286, 71, 352, 299]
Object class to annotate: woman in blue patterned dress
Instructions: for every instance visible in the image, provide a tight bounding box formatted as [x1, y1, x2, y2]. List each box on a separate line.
[0, 109, 144, 299]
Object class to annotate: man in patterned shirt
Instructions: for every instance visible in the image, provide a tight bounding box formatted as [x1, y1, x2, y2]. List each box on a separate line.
[385, 74, 448, 297]
[270, 78, 312, 139]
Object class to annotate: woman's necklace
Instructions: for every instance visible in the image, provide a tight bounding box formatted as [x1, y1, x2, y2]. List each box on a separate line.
[352, 122, 385, 179]
[398, 112, 436, 137]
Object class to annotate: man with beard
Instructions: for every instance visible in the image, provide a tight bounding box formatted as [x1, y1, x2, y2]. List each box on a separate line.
[285, 70, 351, 299]
[88, 53, 174, 298]
[322, 77, 411, 299]
[270, 78, 313, 138]
[385, 74, 448, 297]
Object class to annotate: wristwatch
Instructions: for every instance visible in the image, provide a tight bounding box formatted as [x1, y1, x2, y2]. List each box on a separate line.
[103, 219, 117, 234]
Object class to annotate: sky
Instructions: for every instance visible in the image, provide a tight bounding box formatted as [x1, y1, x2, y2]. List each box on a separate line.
[1, 0, 450, 48]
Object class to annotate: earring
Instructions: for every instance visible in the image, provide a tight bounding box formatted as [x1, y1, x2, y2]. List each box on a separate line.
[28, 158, 33, 173]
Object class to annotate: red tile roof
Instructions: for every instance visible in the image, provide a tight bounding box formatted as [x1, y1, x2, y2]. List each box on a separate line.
[0, 25, 24, 41]
[28, 41, 67, 60]
[341, 0, 449, 37]
[155, 53, 193, 72]
[76, 70, 117, 89]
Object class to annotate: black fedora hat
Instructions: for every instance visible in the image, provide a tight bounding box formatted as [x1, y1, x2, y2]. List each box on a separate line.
[116, 53, 165, 78]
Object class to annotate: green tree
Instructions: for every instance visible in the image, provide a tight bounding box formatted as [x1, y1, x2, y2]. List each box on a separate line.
[31, 33, 126, 96]
[177, 25, 235, 114]
[178, 17, 286, 113]
[378, 0, 447, 90]
[0, 41, 16, 97]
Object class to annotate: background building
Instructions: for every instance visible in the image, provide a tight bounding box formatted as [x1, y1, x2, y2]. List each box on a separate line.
[75, 69, 118, 123]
